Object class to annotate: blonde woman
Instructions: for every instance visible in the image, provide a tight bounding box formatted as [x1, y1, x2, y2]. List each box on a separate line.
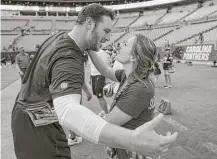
[103, 34, 160, 159]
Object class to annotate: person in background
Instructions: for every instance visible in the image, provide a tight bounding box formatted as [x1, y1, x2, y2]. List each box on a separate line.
[90, 49, 111, 116]
[199, 33, 204, 44]
[29, 54, 35, 63]
[153, 62, 161, 87]
[162, 48, 173, 88]
[15, 46, 30, 81]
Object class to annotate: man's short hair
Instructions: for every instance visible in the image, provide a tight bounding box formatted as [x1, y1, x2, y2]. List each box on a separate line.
[76, 3, 116, 25]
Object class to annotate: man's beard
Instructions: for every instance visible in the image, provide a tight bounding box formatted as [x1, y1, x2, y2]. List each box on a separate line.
[90, 29, 100, 51]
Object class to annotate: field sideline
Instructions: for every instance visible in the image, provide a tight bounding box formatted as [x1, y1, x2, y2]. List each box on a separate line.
[1, 63, 217, 159]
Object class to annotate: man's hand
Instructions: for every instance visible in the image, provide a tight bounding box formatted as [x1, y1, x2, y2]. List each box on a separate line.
[130, 113, 178, 157]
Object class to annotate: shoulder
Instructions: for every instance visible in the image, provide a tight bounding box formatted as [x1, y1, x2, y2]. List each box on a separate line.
[129, 80, 154, 95]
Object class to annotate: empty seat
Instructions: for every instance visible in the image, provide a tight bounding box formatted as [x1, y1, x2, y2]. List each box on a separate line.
[1, 20, 27, 31]
[55, 20, 76, 30]
[18, 35, 50, 51]
[31, 20, 52, 31]
[1, 35, 18, 50]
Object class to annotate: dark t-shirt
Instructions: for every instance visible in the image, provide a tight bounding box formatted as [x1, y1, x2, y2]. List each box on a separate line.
[111, 70, 155, 130]
[17, 32, 84, 106]
[15, 53, 30, 68]
[163, 54, 173, 70]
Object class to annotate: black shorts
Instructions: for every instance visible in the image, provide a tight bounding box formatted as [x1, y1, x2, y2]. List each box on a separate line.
[91, 75, 105, 98]
[11, 102, 71, 159]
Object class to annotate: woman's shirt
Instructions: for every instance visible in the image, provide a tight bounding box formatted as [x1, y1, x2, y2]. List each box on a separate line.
[110, 69, 155, 130]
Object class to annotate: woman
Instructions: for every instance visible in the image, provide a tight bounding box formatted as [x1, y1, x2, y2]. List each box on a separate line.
[162, 49, 173, 88]
[104, 34, 159, 159]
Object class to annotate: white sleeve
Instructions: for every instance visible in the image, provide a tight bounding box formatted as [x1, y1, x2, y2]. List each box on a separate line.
[53, 94, 107, 144]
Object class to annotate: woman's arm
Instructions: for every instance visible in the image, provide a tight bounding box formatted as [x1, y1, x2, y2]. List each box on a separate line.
[105, 106, 133, 125]
[82, 81, 92, 101]
[88, 50, 119, 82]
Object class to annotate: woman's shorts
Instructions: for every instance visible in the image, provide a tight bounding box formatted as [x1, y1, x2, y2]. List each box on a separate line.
[164, 70, 170, 75]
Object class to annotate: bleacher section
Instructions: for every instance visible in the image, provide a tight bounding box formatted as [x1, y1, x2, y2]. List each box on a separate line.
[184, 0, 217, 21]
[130, 9, 166, 27]
[18, 35, 50, 51]
[1, 35, 18, 49]
[55, 20, 76, 30]
[154, 21, 217, 46]
[117, 27, 174, 43]
[103, 32, 125, 47]
[1, 20, 27, 31]
[114, 16, 138, 28]
[159, 4, 197, 24]
[209, 11, 217, 18]
[178, 27, 217, 45]
[1, 1, 217, 52]
[31, 20, 52, 31]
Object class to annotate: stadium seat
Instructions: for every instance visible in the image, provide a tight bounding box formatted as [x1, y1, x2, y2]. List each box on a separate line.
[1, 19, 27, 31]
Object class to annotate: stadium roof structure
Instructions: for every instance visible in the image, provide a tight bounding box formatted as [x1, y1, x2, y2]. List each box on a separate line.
[5, 0, 196, 3]
[8, 0, 118, 2]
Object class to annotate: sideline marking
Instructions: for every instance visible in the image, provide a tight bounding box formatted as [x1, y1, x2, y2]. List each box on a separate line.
[163, 116, 189, 131]
[1, 79, 20, 92]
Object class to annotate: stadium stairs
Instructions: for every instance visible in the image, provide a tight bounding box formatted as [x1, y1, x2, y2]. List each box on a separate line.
[5, 20, 31, 52]
[155, 12, 168, 25]
[153, 29, 175, 41]
[177, 7, 199, 22]
[128, 16, 141, 27]
[6, 34, 22, 52]
[176, 23, 217, 45]
[112, 18, 119, 29]
[114, 32, 128, 44]
[205, 10, 217, 19]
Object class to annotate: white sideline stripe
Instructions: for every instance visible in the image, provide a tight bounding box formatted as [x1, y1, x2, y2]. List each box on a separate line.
[1, 79, 20, 93]
[163, 116, 189, 131]
[203, 143, 217, 154]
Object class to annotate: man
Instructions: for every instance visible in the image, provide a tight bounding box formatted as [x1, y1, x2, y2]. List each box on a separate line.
[11, 4, 177, 159]
[90, 49, 110, 115]
[15, 46, 30, 81]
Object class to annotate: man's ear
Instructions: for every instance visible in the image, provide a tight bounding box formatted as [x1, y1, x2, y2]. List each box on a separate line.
[86, 17, 94, 30]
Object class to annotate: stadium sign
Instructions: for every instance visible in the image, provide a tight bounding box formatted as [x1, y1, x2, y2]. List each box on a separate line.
[182, 44, 215, 61]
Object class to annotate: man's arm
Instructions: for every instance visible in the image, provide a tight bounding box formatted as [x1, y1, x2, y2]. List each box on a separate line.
[53, 94, 178, 157]
[88, 50, 118, 82]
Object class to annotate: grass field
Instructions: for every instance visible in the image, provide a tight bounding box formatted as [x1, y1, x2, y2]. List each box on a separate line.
[1, 63, 217, 159]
